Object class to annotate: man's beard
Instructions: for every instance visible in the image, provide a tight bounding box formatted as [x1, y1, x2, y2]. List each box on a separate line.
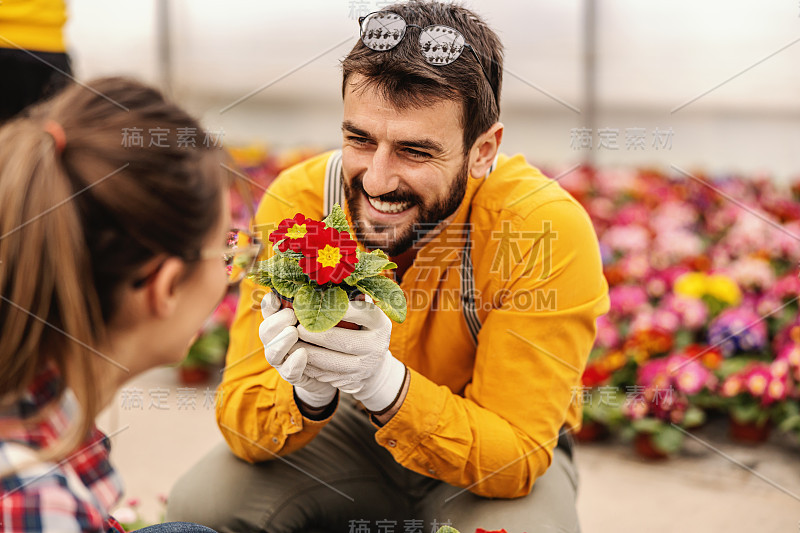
[343, 158, 470, 257]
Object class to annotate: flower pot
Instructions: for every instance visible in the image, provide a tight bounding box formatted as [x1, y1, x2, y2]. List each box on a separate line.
[179, 365, 211, 385]
[277, 293, 362, 330]
[633, 433, 669, 460]
[574, 420, 610, 443]
[728, 417, 771, 444]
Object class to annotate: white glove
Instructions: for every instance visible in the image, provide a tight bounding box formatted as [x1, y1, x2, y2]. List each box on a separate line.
[297, 300, 406, 413]
[259, 292, 337, 408]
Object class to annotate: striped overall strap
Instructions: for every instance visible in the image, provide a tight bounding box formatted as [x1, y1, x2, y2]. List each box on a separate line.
[323, 149, 344, 217]
[461, 157, 498, 346]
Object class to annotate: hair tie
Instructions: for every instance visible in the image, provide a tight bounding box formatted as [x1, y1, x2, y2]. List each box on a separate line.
[43, 120, 66, 154]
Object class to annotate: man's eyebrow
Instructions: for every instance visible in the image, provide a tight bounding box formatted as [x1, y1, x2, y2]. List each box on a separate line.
[396, 138, 444, 154]
[342, 120, 445, 154]
[341, 121, 372, 139]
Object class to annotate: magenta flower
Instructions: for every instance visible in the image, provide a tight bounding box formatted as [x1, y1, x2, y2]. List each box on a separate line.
[602, 225, 651, 255]
[638, 358, 670, 389]
[609, 285, 649, 316]
[745, 365, 772, 397]
[595, 314, 621, 349]
[662, 293, 708, 330]
[666, 355, 714, 396]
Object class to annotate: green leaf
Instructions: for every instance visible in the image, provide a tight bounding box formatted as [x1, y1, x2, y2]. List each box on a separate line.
[263, 256, 308, 298]
[652, 424, 684, 454]
[435, 527, 460, 533]
[631, 417, 663, 434]
[682, 405, 706, 429]
[293, 284, 349, 332]
[778, 414, 800, 432]
[247, 262, 273, 289]
[356, 275, 407, 323]
[323, 203, 351, 234]
[183, 326, 229, 366]
[731, 402, 762, 424]
[271, 242, 304, 261]
[343, 249, 398, 285]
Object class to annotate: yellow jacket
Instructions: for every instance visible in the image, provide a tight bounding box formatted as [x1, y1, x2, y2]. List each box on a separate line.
[0, 0, 67, 53]
[218, 151, 609, 498]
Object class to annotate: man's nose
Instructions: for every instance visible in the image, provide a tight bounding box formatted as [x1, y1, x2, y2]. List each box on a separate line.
[362, 145, 399, 198]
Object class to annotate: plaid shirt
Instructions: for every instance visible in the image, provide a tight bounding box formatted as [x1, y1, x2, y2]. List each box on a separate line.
[0, 365, 125, 532]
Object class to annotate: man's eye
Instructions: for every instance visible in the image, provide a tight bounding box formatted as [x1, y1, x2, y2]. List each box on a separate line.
[348, 136, 369, 145]
[404, 148, 430, 159]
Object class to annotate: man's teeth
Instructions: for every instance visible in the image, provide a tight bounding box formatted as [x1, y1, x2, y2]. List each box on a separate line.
[368, 197, 411, 214]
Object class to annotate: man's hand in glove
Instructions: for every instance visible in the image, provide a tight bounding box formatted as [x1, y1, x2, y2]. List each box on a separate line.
[259, 292, 337, 410]
[296, 300, 408, 415]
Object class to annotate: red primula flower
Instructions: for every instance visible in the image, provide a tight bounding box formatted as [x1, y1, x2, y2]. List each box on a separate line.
[298, 225, 359, 284]
[269, 213, 325, 253]
[581, 362, 611, 388]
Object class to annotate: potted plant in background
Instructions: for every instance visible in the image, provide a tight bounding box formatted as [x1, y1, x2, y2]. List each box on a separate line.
[719, 357, 793, 444]
[622, 351, 715, 459]
[179, 293, 237, 384]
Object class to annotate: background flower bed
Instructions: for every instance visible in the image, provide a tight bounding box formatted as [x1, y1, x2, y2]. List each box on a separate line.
[560, 166, 800, 455]
[185, 147, 800, 456]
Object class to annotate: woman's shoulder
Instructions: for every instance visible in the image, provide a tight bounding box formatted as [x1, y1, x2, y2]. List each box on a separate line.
[0, 440, 113, 532]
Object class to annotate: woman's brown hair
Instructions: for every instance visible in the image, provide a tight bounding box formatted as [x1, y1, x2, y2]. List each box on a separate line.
[0, 76, 227, 460]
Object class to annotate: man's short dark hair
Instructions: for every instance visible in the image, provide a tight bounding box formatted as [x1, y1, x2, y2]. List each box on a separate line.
[341, 1, 503, 156]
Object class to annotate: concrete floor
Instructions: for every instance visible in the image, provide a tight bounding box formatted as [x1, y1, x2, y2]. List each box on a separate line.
[97, 367, 800, 532]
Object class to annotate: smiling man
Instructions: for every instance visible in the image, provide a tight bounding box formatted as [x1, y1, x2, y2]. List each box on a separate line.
[168, 2, 609, 532]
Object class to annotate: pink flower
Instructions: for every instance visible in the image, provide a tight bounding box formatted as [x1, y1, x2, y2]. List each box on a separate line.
[211, 293, 238, 330]
[652, 229, 705, 263]
[594, 168, 638, 196]
[722, 257, 775, 291]
[622, 397, 650, 420]
[745, 366, 771, 397]
[618, 253, 652, 281]
[756, 294, 782, 317]
[721, 375, 743, 397]
[650, 201, 699, 231]
[765, 377, 788, 404]
[595, 314, 620, 349]
[602, 225, 651, 255]
[769, 273, 800, 301]
[662, 293, 708, 330]
[777, 343, 800, 368]
[667, 355, 714, 395]
[638, 358, 670, 389]
[609, 285, 649, 316]
[588, 197, 616, 225]
[614, 204, 651, 226]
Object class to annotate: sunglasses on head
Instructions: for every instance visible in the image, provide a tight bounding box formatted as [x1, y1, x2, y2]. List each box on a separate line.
[358, 11, 497, 106]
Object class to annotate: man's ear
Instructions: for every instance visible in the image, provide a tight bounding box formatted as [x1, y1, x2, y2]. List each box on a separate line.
[147, 257, 186, 318]
[468, 122, 504, 179]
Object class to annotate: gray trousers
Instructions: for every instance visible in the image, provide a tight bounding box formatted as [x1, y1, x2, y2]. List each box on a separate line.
[167, 395, 581, 533]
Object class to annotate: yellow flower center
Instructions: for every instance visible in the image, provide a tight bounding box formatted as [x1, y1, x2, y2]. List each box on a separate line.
[286, 223, 307, 239]
[748, 375, 767, 396]
[678, 373, 698, 391]
[317, 245, 342, 269]
[767, 379, 784, 399]
[722, 378, 740, 397]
